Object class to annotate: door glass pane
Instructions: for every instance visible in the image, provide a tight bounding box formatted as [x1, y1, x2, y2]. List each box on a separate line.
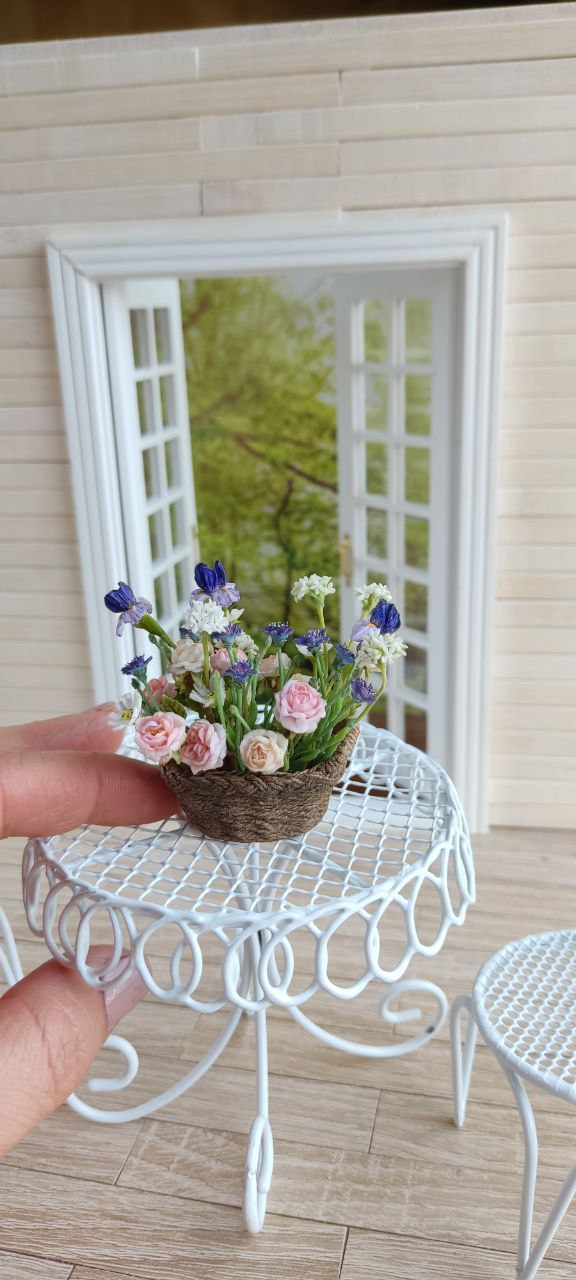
[367, 508, 387, 560]
[142, 446, 161, 500]
[153, 569, 173, 619]
[130, 310, 149, 368]
[366, 441, 387, 496]
[405, 447, 430, 506]
[148, 511, 165, 563]
[405, 645, 427, 694]
[405, 580, 427, 632]
[169, 499, 185, 548]
[369, 693, 388, 731]
[365, 373, 388, 433]
[405, 375, 431, 437]
[174, 559, 187, 602]
[405, 299, 432, 365]
[136, 379, 155, 435]
[165, 440, 179, 490]
[159, 375, 176, 428]
[364, 300, 389, 363]
[405, 516, 429, 569]
[404, 704, 427, 752]
[154, 308, 171, 364]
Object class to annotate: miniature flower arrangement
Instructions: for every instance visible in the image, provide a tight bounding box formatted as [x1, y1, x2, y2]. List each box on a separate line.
[104, 562, 406, 840]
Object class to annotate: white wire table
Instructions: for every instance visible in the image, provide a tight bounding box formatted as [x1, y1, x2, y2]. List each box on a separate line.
[19, 724, 474, 1232]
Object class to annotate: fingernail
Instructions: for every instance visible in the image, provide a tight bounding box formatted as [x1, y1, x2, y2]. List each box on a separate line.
[86, 945, 147, 1030]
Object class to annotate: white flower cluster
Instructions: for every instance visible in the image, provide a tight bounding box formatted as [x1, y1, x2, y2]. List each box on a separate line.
[357, 630, 408, 669]
[182, 598, 227, 636]
[235, 630, 259, 658]
[355, 582, 392, 612]
[291, 574, 336, 604]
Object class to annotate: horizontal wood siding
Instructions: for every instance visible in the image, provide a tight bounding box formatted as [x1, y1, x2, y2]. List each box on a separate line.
[0, 2, 574, 827]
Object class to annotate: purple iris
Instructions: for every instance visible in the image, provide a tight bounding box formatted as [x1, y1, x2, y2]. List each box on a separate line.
[180, 626, 200, 640]
[190, 560, 240, 608]
[121, 654, 152, 676]
[263, 622, 293, 646]
[351, 618, 375, 643]
[351, 677, 377, 704]
[104, 582, 153, 637]
[212, 623, 243, 646]
[370, 600, 401, 634]
[334, 642, 355, 667]
[225, 659, 254, 684]
[295, 628, 329, 653]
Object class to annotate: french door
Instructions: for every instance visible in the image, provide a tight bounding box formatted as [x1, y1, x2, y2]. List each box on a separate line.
[335, 269, 457, 765]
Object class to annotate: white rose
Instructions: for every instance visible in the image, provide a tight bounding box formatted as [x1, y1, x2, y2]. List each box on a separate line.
[239, 729, 288, 774]
[169, 638, 205, 675]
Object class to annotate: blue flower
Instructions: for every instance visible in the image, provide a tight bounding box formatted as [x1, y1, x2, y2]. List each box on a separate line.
[225, 659, 254, 684]
[212, 623, 243, 646]
[180, 626, 200, 641]
[334, 642, 355, 667]
[104, 581, 153, 637]
[295, 628, 330, 653]
[370, 600, 401, 634]
[121, 654, 152, 677]
[190, 560, 240, 607]
[263, 622, 294, 646]
[351, 676, 377, 704]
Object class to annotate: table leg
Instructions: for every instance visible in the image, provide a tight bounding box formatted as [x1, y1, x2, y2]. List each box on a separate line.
[244, 929, 274, 1233]
[450, 994, 478, 1128]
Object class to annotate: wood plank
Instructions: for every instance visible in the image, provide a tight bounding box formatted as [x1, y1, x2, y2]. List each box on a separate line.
[0, 256, 46, 288]
[0, 143, 339, 197]
[0, 1107, 140, 1185]
[342, 57, 576, 106]
[342, 131, 576, 178]
[509, 232, 576, 269]
[493, 728, 576, 756]
[203, 95, 576, 151]
[0, 350, 57, 378]
[1, 74, 340, 131]
[0, 436, 68, 464]
[499, 430, 576, 461]
[505, 301, 576, 334]
[0, 118, 202, 164]
[0, 1169, 345, 1279]
[491, 753, 576, 782]
[0, 1257, 72, 1280]
[498, 546, 576, 573]
[498, 489, 576, 517]
[495, 625, 576, 653]
[0, 185, 202, 229]
[503, 367, 576, 398]
[504, 334, 576, 365]
[0, 380, 61, 407]
[501, 398, 576, 427]
[0, 319, 54, 349]
[496, 572, 576, 600]
[0, 289, 51, 319]
[0, 46, 199, 97]
[341, 1230, 576, 1278]
[498, 517, 576, 547]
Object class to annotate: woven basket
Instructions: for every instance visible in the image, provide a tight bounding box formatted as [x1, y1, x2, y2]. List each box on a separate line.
[160, 726, 360, 842]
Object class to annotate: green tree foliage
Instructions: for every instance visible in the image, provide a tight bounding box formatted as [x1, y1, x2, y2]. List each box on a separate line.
[180, 276, 339, 633]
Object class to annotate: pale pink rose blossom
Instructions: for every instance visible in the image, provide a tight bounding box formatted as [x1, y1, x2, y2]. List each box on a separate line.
[275, 678, 327, 734]
[169, 638, 205, 676]
[134, 712, 187, 763]
[180, 719, 227, 774]
[239, 729, 288, 774]
[259, 652, 291, 679]
[148, 675, 176, 701]
[210, 647, 247, 675]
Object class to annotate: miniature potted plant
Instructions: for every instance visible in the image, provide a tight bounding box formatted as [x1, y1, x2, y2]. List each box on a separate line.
[104, 562, 406, 841]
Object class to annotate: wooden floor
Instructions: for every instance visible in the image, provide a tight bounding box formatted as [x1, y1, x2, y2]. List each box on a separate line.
[1, 825, 576, 1279]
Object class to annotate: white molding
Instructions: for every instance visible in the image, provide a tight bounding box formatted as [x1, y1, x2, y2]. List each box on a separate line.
[47, 210, 506, 829]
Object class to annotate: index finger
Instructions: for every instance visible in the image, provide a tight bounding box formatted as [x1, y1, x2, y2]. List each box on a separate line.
[0, 705, 122, 756]
[0, 750, 178, 838]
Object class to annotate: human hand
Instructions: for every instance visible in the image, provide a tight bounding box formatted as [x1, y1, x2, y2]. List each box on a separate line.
[0, 704, 177, 1153]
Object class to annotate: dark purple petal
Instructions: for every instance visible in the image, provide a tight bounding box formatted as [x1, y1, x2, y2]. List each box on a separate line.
[351, 676, 377, 703]
[194, 562, 219, 595]
[104, 581, 137, 613]
[370, 601, 401, 634]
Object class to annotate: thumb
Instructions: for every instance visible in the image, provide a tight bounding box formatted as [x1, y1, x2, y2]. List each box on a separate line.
[0, 947, 146, 1155]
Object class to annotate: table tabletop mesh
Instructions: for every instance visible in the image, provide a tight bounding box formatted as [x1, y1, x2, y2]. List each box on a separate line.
[39, 726, 457, 923]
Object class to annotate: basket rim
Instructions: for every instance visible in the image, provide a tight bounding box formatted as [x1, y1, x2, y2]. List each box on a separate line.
[160, 725, 359, 789]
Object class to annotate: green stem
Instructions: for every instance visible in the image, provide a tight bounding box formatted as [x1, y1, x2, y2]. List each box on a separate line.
[201, 632, 210, 685]
[136, 615, 175, 649]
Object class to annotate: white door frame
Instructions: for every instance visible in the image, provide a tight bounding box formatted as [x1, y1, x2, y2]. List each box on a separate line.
[46, 211, 506, 830]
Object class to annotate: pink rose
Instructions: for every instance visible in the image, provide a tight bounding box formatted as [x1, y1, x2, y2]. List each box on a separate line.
[169, 638, 205, 675]
[240, 729, 288, 774]
[259, 652, 291, 679]
[275, 678, 327, 734]
[181, 719, 227, 774]
[148, 675, 176, 700]
[210, 647, 247, 675]
[134, 711, 187, 763]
